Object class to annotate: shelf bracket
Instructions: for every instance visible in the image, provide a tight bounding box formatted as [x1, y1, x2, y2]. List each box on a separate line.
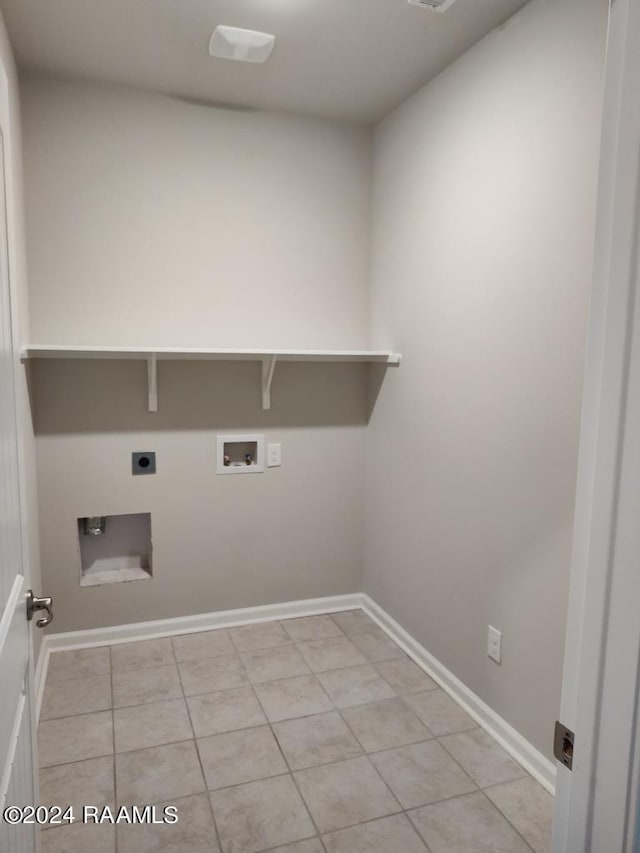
[147, 353, 158, 413]
[261, 355, 277, 410]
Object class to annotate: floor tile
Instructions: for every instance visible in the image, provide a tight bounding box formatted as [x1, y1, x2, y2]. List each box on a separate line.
[297, 637, 367, 672]
[40, 822, 115, 853]
[268, 841, 324, 853]
[317, 664, 396, 708]
[114, 698, 193, 753]
[211, 774, 315, 853]
[375, 658, 438, 694]
[323, 813, 429, 853]
[254, 675, 334, 722]
[273, 711, 362, 770]
[178, 654, 249, 696]
[409, 791, 532, 852]
[198, 725, 287, 790]
[41, 674, 111, 721]
[294, 755, 400, 833]
[439, 728, 527, 788]
[187, 686, 266, 737]
[370, 740, 477, 809]
[486, 777, 553, 853]
[46, 648, 110, 683]
[111, 638, 175, 671]
[330, 610, 376, 636]
[350, 631, 405, 663]
[39, 710, 113, 768]
[172, 629, 235, 662]
[241, 645, 310, 684]
[115, 740, 205, 805]
[229, 622, 290, 652]
[39, 756, 114, 819]
[38, 618, 550, 853]
[117, 793, 220, 853]
[113, 663, 182, 708]
[280, 615, 344, 642]
[404, 689, 477, 736]
[341, 698, 431, 752]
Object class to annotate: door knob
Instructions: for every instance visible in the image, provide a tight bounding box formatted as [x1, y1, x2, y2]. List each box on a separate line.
[26, 589, 53, 628]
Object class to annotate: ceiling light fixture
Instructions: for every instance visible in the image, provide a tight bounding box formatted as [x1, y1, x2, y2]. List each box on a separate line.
[209, 26, 276, 64]
[408, 0, 459, 11]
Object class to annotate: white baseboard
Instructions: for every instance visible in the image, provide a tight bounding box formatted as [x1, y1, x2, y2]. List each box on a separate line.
[33, 637, 51, 724]
[33, 589, 557, 795]
[361, 594, 556, 795]
[43, 593, 363, 652]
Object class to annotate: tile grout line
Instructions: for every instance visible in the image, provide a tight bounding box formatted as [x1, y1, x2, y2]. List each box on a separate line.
[109, 645, 118, 853]
[483, 774, 554, 851]
[280, 614, 348, 644]
[275, 616, 393, 848]
[384, 687, 537, 851]
[250, 669, 329, 851]
[275, 616, 541, 851]
[402, 709, 536, 850]
[326, 811, 436, 853]
[404, 807, 438, 853]
[477, 789, 537, 853]
[318, 706, 413, 835]
[170, 633, 225, 853]
[46, 725, 434, 774]
[334, 696, 432, 756]
[246, 638, 419, 850]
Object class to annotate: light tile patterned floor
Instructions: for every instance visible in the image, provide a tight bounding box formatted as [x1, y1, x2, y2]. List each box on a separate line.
[38, 609, 553, 853]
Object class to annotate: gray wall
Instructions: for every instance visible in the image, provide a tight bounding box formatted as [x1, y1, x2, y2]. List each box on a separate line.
[21, 78, 371, 632]
[363, 0, 608, 759]
[32, 359, 367, 632]
[22, 76, 371, 349]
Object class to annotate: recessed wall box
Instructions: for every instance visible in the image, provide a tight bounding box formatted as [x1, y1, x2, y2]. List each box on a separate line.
[217, 434, 265, 474]
[77, 512, 152, 586]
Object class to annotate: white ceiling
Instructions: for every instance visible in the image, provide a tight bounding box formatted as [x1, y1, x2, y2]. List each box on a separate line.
[1, 0, 530, 124]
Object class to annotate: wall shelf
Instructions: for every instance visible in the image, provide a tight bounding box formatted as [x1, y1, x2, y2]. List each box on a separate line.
[21, 345, 402, 412]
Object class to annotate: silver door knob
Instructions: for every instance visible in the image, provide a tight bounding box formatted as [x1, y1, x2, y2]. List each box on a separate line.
[26, 589, 53, 628]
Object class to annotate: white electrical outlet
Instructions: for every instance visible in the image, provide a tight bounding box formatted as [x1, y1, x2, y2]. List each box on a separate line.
[487, 625, 502, 664]
[267, 442, 282, 468]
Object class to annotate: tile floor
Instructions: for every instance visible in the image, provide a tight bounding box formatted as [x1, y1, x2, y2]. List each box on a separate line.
[38, 609, 553, 853]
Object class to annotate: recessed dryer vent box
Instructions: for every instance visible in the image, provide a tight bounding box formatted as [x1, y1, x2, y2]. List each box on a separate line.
[217, 434, 265, 474]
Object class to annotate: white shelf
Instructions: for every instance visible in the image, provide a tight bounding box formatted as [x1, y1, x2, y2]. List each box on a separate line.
[21, 345, 401, 363]
[21, 345, 402, 411]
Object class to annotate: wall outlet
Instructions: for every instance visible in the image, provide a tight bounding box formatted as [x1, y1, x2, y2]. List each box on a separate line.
[267, 442, 282, 467]
[487, 625, 502, 664]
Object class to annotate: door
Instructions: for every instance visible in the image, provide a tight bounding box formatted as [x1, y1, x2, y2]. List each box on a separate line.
[0, 126, 37, 850]
[553, 0, 640, 850]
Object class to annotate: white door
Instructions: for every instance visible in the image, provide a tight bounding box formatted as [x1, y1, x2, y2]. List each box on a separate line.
[553, 0, 640, 850]
[0, 127, 37, 851]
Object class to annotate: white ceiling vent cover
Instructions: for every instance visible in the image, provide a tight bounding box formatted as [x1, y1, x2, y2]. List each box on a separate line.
[408, 0, 459, 11]
[209, 26, 276, 63]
